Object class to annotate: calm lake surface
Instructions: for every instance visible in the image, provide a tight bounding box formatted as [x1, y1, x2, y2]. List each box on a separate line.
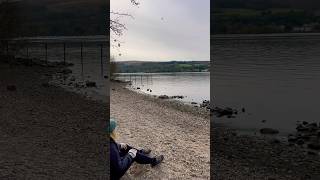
[213, 33, 320, 135]
[115, 72, 210, 105]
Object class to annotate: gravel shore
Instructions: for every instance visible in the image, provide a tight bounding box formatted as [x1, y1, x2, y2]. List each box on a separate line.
[110, 82, 210, 179]
[0, 58, 108, 179]
[212, 122, 320, 179]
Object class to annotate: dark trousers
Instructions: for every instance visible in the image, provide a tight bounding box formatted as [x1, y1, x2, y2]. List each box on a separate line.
[120, 145, 155, 164]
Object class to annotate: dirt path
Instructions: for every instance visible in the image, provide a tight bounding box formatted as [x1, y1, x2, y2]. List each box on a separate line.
[0, 60, 108, 179]
[110, 82, 210, 179]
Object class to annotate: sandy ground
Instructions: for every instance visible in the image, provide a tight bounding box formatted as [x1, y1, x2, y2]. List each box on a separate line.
[110, 82, 210, 179]
[0, 59, 108, 179]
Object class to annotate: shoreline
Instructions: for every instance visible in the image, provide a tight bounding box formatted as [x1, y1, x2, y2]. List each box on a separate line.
[113, 72, 210, 107]
[111, 80, 209, 119]
[0, 57, 108, 179]
[212, 32, 320, 39]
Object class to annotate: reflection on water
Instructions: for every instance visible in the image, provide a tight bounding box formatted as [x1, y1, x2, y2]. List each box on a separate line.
[116, 72, 210, 104]
[213, 34, 320, 134]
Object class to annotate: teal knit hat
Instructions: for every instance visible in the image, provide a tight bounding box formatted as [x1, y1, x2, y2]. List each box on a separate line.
[109, 118, 117, 134]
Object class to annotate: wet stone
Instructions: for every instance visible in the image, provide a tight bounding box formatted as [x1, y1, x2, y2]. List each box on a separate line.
[7, 85, 16, 91]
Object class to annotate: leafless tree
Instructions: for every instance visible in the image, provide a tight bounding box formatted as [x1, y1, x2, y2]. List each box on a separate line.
[110, 0, 139, 50]
[0, 1, 20, 38]
[0, 0, 20, 54]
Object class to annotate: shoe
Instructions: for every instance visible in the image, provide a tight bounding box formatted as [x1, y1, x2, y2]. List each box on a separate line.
[151, 155, 164, 167]
[141, 148, 151, 154]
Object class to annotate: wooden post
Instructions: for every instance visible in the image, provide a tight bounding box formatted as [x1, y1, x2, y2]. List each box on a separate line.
[6, 40, 9, 56]
[100, 44, 103, 76]
[45, 43, 48, 63]
[63, 43, 66, 65]
[81, 42, 83, 75]
[26, 44, 29, 59]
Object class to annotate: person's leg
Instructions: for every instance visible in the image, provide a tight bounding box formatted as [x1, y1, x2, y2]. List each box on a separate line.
[126, 145, 151, 155]
[134, 151, 156, 164]
[120, 145, 133, 156]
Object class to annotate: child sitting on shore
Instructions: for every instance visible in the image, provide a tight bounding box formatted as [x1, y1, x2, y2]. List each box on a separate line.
[109, 118, 164, 180]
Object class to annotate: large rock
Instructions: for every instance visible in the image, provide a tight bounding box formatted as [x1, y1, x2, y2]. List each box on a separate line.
[158, 95, 169, 99]
[200, 100, 210, 108]
[75, 82, 85, 88]
[296, 121, 319, 132]
[60, 69, 72, 74]
[308, 143, 320, 150]
[85, 81, 96, 87]
[296, 139, 305, 145]
[307, 123, 318, 131]
[296, 124, 309, 132]
[7, 85, 16, 91]
[171, 95, 184, 99]
[288, 135, 298, 142]
[42, 82, 50, 87]
[213, 107, 234, 117]
[260, 128, 279, 135]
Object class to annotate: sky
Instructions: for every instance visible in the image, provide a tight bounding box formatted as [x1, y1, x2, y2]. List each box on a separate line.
[110, 0, 210, 62]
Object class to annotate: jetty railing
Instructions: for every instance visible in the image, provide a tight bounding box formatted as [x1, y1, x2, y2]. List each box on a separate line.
[115, 74, 154, 86]
[0, 38, 108, 77]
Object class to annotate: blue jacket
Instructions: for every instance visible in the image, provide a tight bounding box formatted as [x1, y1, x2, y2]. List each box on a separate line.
[110, 138, 134, 180]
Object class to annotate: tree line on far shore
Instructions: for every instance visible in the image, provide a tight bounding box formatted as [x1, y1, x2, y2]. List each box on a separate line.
[0, 1, 20, 39]
[0, 0, 107, 38]
[114, 61, 210, 73]
[213, 0, 320, 34]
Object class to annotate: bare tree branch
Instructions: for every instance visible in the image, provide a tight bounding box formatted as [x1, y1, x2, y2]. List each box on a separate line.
[110, 11, 134, 19]
[110, 0, 140, 56]
[110, 0, 139, 37]
[130, 0, 140, 6]
[110, 19, 127, 36]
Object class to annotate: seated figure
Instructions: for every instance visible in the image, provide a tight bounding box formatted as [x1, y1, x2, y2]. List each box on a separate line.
[109, 118, 164, 180]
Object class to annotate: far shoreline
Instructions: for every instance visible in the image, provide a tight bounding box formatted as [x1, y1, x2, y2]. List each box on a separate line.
[212, 32, 320, 39]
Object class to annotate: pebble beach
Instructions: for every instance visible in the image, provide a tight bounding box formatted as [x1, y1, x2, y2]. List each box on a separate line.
[0, 57, 108, 179]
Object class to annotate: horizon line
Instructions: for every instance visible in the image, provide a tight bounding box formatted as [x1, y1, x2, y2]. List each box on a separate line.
[114, 60, 210, 62]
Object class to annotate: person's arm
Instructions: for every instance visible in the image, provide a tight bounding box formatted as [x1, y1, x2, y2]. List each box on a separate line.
[110, 142, 134, 178]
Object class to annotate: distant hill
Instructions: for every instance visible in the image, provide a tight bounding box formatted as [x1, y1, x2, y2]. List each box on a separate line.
[5, 0, 107, 37]
[213, 0, 320, 34]
[114, 61, 210, 73]
[213, 0, 320, 10]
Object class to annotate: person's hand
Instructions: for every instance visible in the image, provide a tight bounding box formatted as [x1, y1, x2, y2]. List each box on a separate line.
[119, 143, 128, 150]
[128, 149, 137, 159]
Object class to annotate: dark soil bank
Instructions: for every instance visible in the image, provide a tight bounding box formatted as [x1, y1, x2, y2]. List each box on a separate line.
[0, 58, 108, 179]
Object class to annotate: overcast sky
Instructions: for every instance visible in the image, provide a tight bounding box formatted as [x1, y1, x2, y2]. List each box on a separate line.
[110, 0, 210, 62]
